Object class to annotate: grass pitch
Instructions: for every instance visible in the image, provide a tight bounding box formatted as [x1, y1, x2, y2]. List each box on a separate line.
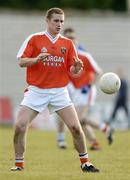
[0, 127, 130, 180]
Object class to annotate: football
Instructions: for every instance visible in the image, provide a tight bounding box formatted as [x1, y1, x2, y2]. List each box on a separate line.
[99, 72, 121, 94]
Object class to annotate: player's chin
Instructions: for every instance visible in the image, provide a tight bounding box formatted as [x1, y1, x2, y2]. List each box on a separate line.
[56, 28, 61, 33]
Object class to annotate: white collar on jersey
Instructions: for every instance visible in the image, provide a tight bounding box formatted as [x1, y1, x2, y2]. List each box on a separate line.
[45, 30, 60, 44]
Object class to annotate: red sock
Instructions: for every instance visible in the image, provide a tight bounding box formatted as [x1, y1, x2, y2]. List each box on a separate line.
[15, 158, 24, 168]
[79, 153, 89, 164]
[91, 141, 100, 147]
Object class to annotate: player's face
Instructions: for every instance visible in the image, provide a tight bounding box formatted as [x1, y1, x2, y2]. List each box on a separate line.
[46, 13, 64, 36]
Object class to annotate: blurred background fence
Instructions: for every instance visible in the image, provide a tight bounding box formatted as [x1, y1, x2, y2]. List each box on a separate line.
[0, 0, 130, 129]
[0, 0, 129, 11]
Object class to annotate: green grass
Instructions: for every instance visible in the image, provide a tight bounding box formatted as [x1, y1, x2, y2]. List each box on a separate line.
[0, 127, 130, 180]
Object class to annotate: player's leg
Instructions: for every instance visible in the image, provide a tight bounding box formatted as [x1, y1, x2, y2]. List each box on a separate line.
[77, 104, 114, 145]
[11, 106, 38, 171]
[57, 116, 67, 149]
[76, 106, 101, 150]
[82, 125, 101, 150]
[123, 103, 130, 128]
[123, 103, 129, 117]
[57, 105, 99, 172]
[57, 105, 86, 152]
[82, 115, 108, 133]
[110, 102, 119, 121]
[104, 102, 120, 145]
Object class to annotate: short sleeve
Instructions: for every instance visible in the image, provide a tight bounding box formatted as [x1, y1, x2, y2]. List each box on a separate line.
[17, 35, 35, 58]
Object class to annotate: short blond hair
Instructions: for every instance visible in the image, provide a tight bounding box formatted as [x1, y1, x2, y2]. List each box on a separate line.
[46, 7, 64, 19]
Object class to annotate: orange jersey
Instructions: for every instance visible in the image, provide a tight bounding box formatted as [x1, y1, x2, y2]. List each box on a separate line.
[69, 50, 102, 88]
[17, 31, 77, 88]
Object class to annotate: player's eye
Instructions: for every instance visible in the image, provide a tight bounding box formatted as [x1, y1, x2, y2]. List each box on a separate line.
[54, 19, 59, 22]
[54, 19, 64, 23]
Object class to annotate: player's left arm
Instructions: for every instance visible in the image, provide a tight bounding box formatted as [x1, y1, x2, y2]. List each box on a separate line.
[70, 56, 83, 75]
[68, 41, 83, 75]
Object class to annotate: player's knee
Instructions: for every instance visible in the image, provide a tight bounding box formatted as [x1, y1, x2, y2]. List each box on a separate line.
[15, 122, 27, 133]
[14, 123, 27, 145]
[71, 125, 82, 136]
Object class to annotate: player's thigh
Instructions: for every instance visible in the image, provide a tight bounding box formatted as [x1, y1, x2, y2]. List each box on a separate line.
[56, 105, 81, 130]
[16, 105, 38, 127]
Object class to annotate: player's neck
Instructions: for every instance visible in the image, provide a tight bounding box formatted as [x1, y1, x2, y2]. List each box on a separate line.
[46, 30, 59, 39]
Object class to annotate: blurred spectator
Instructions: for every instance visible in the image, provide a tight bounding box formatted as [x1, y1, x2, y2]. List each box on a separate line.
[107, 68, 130, 128]
[57, 27, 113, 150]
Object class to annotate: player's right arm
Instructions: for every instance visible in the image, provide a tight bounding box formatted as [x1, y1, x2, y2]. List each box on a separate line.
[18, 53, 50, 67]
[17, 33, 50, 67]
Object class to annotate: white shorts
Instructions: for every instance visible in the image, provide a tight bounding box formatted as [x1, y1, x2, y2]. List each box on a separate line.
[21, 86, 72, 113]
[67, 83, 97, 107]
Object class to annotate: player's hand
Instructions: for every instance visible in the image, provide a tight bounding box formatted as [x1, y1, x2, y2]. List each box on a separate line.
[36, 53, 50, 62]
[71, 56, 83, 74]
